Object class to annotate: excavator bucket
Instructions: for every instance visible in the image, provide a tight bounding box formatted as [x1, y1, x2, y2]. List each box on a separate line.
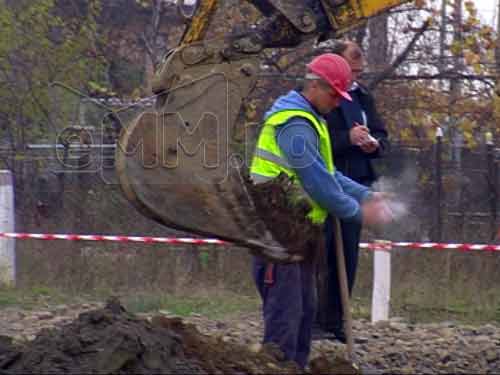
[115, 46, 292, 261]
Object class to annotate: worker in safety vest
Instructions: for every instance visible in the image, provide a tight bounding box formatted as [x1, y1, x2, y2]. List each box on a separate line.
[249, 53, 393, 368]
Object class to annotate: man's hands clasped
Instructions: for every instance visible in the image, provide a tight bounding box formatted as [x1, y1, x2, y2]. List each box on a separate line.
[349, 123, 379, 154]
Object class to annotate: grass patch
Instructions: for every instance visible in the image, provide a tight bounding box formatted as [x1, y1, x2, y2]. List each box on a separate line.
[390, 302, 500, 324]
[352, 297, 371, 320]
[0, 286, 85, 310]
[0, 286, 260, 320]
[124, 292, 260, 319]
[0, 290, 20, 307]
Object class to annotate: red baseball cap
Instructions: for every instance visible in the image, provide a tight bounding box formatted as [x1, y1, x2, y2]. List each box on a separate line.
[306, 53, 352, 101]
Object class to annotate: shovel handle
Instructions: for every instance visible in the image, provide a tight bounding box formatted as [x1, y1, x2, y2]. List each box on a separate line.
[334, 217, 354, 361]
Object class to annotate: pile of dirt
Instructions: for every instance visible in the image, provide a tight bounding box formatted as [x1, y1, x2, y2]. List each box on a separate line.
[0, 299, 317, 374]
[246, 174, 323, 260]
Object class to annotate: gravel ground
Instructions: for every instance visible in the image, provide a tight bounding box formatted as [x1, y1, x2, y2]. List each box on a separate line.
[1, 303, 499, 373]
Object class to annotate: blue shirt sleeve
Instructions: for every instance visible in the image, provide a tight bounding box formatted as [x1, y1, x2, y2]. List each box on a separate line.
[335, 170, 372, 203]
[276, 119, 370, 222]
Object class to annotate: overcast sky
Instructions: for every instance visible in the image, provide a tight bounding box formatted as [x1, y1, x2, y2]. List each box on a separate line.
[471, 0, 497, 26]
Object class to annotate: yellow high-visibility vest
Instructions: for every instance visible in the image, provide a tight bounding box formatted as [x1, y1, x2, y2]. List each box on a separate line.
[250, 109, 335, 224]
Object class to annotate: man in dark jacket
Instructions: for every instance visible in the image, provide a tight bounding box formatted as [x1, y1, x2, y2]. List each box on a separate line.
[319, 41, 390, 342]
[328, 41, 389, 184]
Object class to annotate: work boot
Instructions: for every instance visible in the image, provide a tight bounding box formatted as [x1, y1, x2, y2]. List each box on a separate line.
[311, 323, 346, 344]
[331, 326, 346, 344]
[311, 325, 336, 341]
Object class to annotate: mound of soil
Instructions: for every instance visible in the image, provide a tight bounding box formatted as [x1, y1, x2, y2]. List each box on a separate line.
[0, 299, 308, 374]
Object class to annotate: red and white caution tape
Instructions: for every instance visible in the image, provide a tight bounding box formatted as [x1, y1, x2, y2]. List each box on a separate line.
[0, 232, 226, 245]
[1, 232, 500, 252]
[360, 242, 500, 252]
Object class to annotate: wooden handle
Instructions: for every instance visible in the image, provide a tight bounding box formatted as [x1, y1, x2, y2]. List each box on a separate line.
[334, 217, 354, 361]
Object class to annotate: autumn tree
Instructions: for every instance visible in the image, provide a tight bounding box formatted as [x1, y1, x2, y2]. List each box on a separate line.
[493, 0, 500, 131]
[364, 0, 497, 148]
[0, 0, 105, 160]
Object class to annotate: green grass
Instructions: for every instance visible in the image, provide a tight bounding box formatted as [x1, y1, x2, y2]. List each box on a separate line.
[3, 284, 500, 326]
[0, 286, 261, 320]
[351, 297, 371, 320]
[124, 292, 260, 319]
[389, 301, 500, 324]
[0, 286, 87, 309]
[0, 291, 19, 307]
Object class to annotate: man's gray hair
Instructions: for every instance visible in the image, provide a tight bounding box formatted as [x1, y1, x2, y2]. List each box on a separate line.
[304, 72, 330, 90]
[305, 72, 321, 81]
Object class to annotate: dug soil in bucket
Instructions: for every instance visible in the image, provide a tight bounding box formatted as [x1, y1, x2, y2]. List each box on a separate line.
[246, 174, 323, 260]
[0, 299, 320, 374]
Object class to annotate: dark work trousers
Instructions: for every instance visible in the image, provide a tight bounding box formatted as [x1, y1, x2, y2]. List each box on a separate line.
[323, 215, 362, 330]
[252, 256, 316, 369]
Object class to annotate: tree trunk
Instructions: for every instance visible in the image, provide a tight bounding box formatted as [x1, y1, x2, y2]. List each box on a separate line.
[144, 53, 155, 95]
[142, 0, 165, 94]
[496, 0, 500, 88]
[439, 0, 447, 73]
[354, 25, 367, 48]
[367, 14, 389, 74]
[444, 0, 464, 314]
[449, 0, 463, 164]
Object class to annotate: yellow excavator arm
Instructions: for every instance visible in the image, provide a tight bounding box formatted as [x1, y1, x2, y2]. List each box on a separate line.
[177, 0, 219, 45]
[324, 0, 411, 32]
[178, 0, 410, 45]
[116, 0, 411, 261]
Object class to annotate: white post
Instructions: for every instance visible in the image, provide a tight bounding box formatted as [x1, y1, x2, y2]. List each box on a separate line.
[0, 170, 15, 286]
[371, 241, 392, 323]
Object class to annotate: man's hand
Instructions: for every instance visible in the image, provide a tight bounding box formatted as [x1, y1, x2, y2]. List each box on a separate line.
[361, 193, 395, 227]
[360, 134, 379, 153]
[349, 123, 370, 146]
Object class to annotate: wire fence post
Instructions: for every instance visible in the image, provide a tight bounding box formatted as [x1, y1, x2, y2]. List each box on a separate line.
[486, 131, 498, 240]
[435, 127, 443, 242]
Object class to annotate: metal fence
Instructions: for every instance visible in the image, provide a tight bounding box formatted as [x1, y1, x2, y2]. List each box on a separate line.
[2, 134, 498, 244]
[1, 136, 500, 322]
[372, 141, 499, 244]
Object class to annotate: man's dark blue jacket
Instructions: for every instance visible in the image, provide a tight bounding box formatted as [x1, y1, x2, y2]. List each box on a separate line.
[326, 83, 389, 185]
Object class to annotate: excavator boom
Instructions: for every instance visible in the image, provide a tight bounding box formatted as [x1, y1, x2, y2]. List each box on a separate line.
[177, 0, 219, 44]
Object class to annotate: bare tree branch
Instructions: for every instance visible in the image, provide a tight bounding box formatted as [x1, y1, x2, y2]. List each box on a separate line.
[140, 0, 165, 69]
[368, 19, 431, 91]
[364, 72, 496, 82]
[279, 46, 331, 72]
[141, 32, 156, 66]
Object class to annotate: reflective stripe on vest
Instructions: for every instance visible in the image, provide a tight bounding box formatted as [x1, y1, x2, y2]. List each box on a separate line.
[250, 109, 335, 224]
